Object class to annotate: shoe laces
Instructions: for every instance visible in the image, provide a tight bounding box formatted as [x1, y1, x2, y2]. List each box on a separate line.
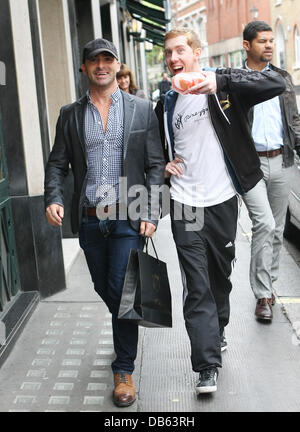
[119, 373, 129, 384]
[201, 368, 216, 380]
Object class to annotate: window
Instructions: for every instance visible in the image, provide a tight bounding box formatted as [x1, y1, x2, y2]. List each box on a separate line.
[229, 50, 244, 68]
[294, 26, 300, 67]
[199, 42, 210, 69]
[197, 17, 206, 45]
[212, 55, 226, 68]
[275, 22, 286, 69]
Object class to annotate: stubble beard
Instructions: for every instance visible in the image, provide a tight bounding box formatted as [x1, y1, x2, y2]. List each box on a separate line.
[89, 73, 115, 90]
[260, 53, 273, 63]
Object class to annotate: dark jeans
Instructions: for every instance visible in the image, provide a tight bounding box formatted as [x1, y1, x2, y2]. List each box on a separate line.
[170, 196, 238, 372]
[79, 215, 144, 374]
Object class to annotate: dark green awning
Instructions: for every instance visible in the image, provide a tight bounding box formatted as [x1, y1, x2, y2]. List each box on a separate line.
[123, 0, 170, 46]
[126, 0, 168, 26]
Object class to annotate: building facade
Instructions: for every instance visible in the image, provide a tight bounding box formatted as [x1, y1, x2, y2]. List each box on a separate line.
[170, 0, 209, 67]
[270, 0, 300, 107]
[0, 0, 169, 364]
[204, 0, 300, 107]
[205, 0, 270, 67]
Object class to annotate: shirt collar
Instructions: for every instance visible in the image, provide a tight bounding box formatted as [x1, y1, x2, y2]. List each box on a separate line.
[111, 87, 121, 104]
[86, 86, 121, 105]
[245, 59, 270, 72]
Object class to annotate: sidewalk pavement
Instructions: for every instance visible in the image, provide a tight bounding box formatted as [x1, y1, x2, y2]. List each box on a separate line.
[0, 203, 300, 412]
[238, 203, 300, 336]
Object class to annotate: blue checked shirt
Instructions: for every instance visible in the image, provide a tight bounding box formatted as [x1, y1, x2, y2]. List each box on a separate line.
[84, 88, 124, 207]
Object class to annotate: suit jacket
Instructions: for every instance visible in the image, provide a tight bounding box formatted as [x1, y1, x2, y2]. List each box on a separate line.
[44, 90, 166, 234]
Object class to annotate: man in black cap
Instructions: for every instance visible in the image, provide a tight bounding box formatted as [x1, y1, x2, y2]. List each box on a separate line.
[44, 38, 165, 407]
[82, 38, 119, 64]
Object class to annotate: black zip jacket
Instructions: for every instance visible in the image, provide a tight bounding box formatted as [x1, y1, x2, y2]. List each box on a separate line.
[155, 68, 286, 194]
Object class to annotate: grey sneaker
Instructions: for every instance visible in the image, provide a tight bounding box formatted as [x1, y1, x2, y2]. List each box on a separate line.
[196, 367, 218, 394]
[220, 331, 227, 352]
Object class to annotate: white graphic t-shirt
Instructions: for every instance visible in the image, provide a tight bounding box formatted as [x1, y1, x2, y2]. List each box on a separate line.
[170, 93, 236, 207]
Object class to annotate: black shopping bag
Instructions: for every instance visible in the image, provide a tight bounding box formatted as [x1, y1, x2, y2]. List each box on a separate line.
[118, 238, 172, 328]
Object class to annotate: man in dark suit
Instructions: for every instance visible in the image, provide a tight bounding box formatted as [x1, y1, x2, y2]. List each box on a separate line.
[158, 72, 171, 102]
[44, 38, 165, 407]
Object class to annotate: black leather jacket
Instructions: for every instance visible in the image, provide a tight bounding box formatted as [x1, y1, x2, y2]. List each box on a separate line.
[44, 91, 165, 234]
[246, 63, 300, 167]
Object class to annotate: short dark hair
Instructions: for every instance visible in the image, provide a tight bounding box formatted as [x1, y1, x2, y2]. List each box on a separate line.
[243, 20, 272, 43]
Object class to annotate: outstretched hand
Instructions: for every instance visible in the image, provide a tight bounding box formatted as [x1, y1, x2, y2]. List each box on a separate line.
[183, 70, 217, 95]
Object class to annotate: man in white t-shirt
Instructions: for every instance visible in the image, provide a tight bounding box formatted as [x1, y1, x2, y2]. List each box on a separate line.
[155, 28, 285, 394]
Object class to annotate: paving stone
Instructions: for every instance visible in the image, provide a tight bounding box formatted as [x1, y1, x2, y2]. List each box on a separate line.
[1, 217, 300, 412]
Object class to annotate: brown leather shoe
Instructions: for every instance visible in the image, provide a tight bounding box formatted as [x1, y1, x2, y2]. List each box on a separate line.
[255, 298, 273, 321]
[113, 373, 136, 407]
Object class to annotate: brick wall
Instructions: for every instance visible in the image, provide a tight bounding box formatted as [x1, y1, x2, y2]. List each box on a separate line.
[206, 0, 270, 45]
[205, 0, 270, 67]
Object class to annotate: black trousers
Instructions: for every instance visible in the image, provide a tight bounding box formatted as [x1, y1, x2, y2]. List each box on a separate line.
[170, 196, 238, 372]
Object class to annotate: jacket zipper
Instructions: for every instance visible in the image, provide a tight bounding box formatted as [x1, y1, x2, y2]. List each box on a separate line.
[208, 96, 244, 194]
[207, 108, 237, 195]
[164, 110, 174, 161]
[213, 94, 231, 125]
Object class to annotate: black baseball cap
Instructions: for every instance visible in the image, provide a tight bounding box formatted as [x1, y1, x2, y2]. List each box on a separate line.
[82, 38, 119, 63]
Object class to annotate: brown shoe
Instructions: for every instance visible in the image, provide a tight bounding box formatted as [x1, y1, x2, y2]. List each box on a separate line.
[113, 373, 136, 407]
[255, 298, 273, 321]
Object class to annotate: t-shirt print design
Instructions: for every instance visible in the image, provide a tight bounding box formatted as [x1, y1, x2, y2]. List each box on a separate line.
[174, 107, 209, 130]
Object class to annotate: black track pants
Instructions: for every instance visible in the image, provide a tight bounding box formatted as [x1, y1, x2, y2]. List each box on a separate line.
[170, 195, 238, 372]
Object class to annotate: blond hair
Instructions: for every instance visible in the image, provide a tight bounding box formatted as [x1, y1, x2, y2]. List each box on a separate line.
[164, 28, 202, 50]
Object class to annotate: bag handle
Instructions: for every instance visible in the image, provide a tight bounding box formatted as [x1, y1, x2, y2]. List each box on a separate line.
[145, 237, 159, 260]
